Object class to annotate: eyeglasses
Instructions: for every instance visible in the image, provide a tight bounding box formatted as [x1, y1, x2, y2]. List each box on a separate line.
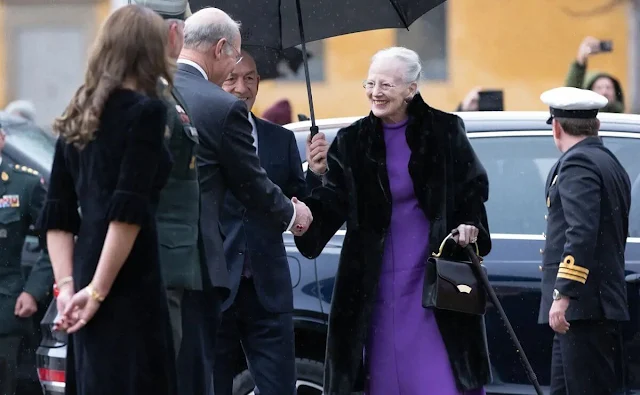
[226, 42, 243, 65]
[363, 80, 397, 92]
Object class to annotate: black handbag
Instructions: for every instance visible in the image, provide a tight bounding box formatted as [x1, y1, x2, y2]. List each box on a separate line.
[422, 231, 487, 316]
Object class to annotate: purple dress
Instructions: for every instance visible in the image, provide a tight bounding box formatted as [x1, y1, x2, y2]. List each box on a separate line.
[364, 119, 485, 395]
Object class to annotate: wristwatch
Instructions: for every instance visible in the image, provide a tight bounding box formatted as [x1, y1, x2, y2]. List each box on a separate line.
[552, 289, 562, 301]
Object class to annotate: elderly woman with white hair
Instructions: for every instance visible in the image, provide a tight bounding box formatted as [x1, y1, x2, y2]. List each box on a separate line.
[296, 46, 491, 395]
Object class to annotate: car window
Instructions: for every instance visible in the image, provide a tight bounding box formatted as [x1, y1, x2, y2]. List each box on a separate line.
[4, 121, 55, 172]
[470, 134, 640, 236]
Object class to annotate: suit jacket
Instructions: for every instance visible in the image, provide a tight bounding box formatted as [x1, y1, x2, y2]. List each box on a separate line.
[220, 114, 306, 313]
[0, 160, 53, 335]
[174, 64, 295, 298]
[538, 136, 631, 323]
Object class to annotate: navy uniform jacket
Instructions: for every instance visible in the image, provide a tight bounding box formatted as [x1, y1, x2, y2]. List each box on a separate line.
[538, 136, 631, 324]
[219, 115, 306, 313]
[0, 160, 53, 335]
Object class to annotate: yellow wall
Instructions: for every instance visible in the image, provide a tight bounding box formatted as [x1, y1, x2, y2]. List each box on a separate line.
[0, 0, 628, 118]
[254, 0, 629, 118]
[96, 0, 111, 29]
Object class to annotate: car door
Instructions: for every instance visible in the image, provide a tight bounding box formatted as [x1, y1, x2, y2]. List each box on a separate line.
[468, 130, 640, 391]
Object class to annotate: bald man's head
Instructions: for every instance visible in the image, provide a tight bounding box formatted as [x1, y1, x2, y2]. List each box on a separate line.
[182, 7, 243, 85]
[183, 7, 241, 52]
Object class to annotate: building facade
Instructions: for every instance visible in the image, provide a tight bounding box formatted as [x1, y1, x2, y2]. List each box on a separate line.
[0, 0, 631, 125]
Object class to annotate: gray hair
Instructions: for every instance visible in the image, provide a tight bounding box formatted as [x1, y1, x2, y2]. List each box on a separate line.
[183, 8, 241, 52]
[371, 47, 422, 84]
[5, 100, 36, 122]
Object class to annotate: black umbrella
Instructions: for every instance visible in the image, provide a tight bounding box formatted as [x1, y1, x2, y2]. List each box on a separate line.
[243, 45, 311, 80]
[190, 0, 447, 135]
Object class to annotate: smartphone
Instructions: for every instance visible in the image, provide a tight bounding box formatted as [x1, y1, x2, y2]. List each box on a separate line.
[599, 40, 613, 52]
[478, 90, 504, 112]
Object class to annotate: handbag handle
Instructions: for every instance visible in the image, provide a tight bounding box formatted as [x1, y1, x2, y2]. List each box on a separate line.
[432, 229, 480, 258]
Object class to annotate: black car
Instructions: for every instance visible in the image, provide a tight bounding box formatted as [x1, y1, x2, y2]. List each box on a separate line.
[0, 112, 55, 395]
[38, 111, 640, 395]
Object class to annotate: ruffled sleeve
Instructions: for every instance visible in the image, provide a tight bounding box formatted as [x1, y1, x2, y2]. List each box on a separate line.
[36, 138, 81, 234]
[106, 98, 167, 225]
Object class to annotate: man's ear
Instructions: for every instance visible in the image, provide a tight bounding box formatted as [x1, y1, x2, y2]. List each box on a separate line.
[214, 38, 227, 59]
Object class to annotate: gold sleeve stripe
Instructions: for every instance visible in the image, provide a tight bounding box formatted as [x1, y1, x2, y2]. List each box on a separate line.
[558, 267, 587, 280]
[559, 262, 589, 275]
[557, 272, 587, 284]
[559, 255, 589, 275]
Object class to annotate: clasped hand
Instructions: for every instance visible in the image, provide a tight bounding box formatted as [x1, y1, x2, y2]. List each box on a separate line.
[291, 197, 313, 236]
[53, 285, 102, 334]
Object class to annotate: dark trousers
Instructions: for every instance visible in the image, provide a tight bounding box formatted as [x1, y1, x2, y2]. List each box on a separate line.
[550, 320, 624, 395]
[0, 335, 21, 395]
[177, 289, 220, 395]
[166, 288, 184, 358]
[214, 277, 296, 395]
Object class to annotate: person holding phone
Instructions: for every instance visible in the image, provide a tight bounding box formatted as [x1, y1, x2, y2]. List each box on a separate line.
[565, 36, 625, 113]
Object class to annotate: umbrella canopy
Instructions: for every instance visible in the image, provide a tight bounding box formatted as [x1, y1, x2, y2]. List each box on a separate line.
[190, 0, 446, 49]
[189, 0, 447, 133]
[243, 45, 310, 80]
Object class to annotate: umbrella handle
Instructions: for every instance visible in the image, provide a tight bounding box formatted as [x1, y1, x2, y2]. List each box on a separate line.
[463, 244, 545, 395]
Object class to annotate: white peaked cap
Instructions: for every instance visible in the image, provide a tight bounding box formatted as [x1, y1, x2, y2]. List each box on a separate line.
[540, 87, 608, 124]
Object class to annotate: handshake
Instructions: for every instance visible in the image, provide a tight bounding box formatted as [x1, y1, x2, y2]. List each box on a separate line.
[291, 197, 313, 236]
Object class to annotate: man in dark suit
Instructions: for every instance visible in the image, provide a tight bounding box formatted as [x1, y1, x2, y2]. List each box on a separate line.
[213, 50, 305, 395]
[0, 126, 53, 395]
[538, 87, 631, 395]
[173, 7, 313, 394]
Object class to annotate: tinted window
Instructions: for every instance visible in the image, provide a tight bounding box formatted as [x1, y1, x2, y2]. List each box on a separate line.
[470, 134, 640, 236]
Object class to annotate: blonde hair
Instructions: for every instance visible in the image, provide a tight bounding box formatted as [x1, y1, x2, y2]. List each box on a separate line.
[53, 4, 174, 149]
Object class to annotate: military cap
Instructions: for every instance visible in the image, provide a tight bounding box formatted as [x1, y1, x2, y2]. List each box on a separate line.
[540, 87, 608, 125]
[130, 0, 189, 20]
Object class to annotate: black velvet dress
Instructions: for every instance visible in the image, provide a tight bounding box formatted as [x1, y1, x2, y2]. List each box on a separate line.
[37, 89, 176, 395]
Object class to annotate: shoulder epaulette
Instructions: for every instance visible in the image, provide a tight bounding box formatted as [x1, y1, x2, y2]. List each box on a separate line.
[13, 164, 40, 176]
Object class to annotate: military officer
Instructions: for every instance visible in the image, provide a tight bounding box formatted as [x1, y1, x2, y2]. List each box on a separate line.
[0, 126, 53, 395]
[538, 87, 630, 395]
[131, 0, 202, 360]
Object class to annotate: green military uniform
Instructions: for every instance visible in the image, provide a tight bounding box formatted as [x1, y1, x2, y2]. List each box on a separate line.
[0, 160, 53, 395]
[156, 79, 202, 356]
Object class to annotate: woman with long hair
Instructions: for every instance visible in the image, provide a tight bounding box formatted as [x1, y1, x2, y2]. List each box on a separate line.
[37, 5, 177, 394]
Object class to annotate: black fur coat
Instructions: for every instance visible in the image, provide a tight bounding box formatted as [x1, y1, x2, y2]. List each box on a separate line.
[295, 93, 493, 394]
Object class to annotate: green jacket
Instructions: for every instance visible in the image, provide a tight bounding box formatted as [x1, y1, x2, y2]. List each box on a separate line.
[0, 160, 53, 335]
[156, 82, 202, 290]
[565, 60, 625, 113]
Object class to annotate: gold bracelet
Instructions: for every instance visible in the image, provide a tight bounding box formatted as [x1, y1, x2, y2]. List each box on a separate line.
[86, 284, 105, 303]
[57, 276, 73, 288]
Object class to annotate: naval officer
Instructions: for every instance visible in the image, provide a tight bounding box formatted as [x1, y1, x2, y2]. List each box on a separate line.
[538, 87, 630, 395]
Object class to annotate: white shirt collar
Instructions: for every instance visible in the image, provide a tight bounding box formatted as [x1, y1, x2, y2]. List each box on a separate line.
[248, 113, 258, 148]
[177, 59, 208, 80]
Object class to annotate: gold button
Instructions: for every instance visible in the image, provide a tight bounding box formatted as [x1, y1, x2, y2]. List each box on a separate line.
[538, 265, 543, 272]
[546, 197, 550, 207]
[539, 248, 544, 254]
[544, 214, 548, 220]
